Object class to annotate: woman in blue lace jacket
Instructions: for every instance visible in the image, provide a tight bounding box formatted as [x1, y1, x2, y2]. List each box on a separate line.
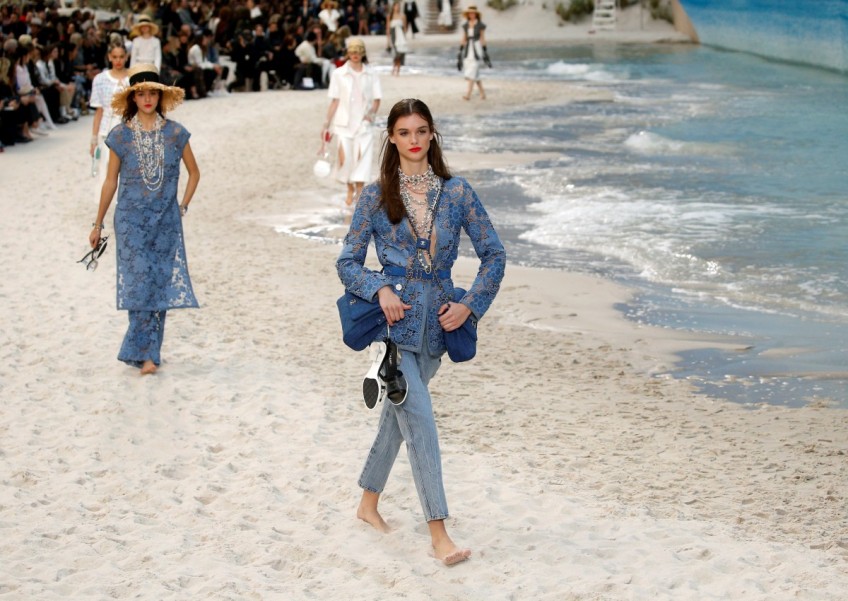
[88, 64, 200, 375]
[337, 98, 506, 565]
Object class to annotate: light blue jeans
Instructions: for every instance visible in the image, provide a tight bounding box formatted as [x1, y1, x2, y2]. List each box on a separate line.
[358, 345, 449, 522]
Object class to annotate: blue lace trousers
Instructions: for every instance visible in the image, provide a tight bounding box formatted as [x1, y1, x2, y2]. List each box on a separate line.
[358, 346, 449, 522]
[118, 310, 167, 368]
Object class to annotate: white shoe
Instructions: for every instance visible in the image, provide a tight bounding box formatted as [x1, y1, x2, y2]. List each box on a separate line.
[31, 127, 48, 136]
[363, 341, 388, 409]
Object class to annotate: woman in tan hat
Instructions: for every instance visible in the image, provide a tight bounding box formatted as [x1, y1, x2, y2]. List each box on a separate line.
[322, 37, 382, 205]
[129, 15, 162, 71]
[318, 0, 341, 33]
[88, 63, 200, 375]
[458, 5, 490, 100]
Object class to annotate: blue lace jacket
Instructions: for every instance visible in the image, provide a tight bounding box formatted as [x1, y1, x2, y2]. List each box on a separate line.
[337, 175, 506, 355]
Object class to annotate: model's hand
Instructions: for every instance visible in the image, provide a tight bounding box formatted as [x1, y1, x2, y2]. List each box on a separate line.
[89, 228, 101, 248]
[438, 301, 471, 332]
[378, 286, 412, 326]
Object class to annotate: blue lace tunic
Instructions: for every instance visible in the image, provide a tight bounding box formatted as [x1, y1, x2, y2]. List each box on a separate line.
[105, 119, 199, 311]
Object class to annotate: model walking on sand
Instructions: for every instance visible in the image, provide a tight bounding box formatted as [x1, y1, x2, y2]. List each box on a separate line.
[89, 43, 129, 197]
[322, 37, 382, 206]
[88, 64, 200, 375]
[386, 1, 408, 77]
[458, 5, 491, 100]
[337, 98, 506, 565]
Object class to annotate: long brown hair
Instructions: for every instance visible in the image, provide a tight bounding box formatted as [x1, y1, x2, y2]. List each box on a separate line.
[379, 98, 452, 224]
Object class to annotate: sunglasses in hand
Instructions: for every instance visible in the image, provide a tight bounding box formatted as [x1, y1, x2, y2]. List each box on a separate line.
[78, 235, 109, 271]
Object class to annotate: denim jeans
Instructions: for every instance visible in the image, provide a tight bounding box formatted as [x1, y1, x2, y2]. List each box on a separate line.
[118, 310, 167, 368]
[358, 345, 449, 522]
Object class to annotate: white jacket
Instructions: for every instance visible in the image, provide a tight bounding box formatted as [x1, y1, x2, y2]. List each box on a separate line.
[327, 61, 382, 131]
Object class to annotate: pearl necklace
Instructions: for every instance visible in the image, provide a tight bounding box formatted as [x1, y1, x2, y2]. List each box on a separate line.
[130, 114, 166, 191]
[399, 166, 441, 237]
[399, 166, 442, 273]
[399, 165, 438, 195]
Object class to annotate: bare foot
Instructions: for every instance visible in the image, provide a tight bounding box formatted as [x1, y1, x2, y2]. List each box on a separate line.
[140, 360, 158, 375]
[462, 95, 470, 101]
[356, 505, 391, 533]
[433, 540, 471, 566]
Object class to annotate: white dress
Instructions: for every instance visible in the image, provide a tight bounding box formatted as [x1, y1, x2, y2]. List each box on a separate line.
[89, 70, 129, 197]
[327, 62, 383, 183]
[390, 17, 408, 56]
[437, 0, 452, 27]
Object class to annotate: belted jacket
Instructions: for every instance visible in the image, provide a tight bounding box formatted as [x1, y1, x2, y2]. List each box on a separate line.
[337, 175, 506, 355]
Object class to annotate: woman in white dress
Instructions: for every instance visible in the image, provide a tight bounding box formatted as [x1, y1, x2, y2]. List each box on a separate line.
[437, 0, 453, 29]
[386, 1, 408, 77]
[459, 5, 489, 100]
[89, 44, 129, 199]
[321, 38, 382, 206]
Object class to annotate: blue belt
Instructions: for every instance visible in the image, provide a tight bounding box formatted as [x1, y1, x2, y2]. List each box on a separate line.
[383, 265, 451, 280]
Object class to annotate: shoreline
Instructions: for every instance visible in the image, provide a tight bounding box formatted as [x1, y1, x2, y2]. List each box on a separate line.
[1, 25, 847, 599]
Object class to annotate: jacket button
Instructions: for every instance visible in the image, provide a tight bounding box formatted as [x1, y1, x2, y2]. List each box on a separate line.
[395, 283, 403, 291]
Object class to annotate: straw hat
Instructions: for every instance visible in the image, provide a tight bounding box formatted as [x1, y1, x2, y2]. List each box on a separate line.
[462, 4, 481, 18]
[111, 64, 185, 114]
[346, 36, 366, 56]
[130, 15, 160, 39]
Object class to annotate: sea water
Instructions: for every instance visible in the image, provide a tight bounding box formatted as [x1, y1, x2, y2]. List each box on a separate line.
[288, 43, 848, 408]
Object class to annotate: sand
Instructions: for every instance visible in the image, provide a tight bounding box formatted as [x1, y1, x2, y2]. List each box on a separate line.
[1, 4, 846, 599]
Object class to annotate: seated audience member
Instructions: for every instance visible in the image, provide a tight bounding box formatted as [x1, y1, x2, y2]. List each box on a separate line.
[0, 56, 29, 146]
[187, 29, 229, 96]
[35, 43, 73, 123]
[227, 29, 256, 92]
[293, 30, 321, 89]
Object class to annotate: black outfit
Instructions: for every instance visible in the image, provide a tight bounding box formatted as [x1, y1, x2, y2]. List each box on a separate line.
[403, 1, 419, 36]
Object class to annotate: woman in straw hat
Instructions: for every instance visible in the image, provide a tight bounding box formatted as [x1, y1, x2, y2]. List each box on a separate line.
[88, 63, 200, 375]
[458, 4, 490, 100]
[322, 37, 382, 206]
[337, 98, 506, 566]
[129, 15, 162, 71]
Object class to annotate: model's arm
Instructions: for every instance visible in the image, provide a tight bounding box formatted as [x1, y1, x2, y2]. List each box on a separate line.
[180, 141, 200, 213]
[90, 150, 121, 246]
[324, 97, 339, 133]
[90, 106, 103, 157]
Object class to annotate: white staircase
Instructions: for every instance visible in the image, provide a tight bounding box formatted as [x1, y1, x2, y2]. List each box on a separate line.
[592, 0, 617, 30]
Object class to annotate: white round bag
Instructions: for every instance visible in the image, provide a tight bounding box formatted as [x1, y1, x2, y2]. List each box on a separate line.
[313, 156, 331, 178]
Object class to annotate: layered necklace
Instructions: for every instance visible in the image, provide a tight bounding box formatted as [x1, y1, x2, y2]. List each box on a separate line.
[399, 165, 442, 272]
[130, 113, 166, 191]
[399, 165, 441, 236]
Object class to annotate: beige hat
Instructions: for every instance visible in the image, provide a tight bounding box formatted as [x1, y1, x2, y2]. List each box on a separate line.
[346, 36, 366, 55]
[130, 15, 160, 39]
[462, 4, 481, 18]
[111, 64, 185, 114]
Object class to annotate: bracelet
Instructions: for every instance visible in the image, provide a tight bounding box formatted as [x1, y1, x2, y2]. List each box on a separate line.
[91, 222, 105, 230]
[90, 136, 97, 145]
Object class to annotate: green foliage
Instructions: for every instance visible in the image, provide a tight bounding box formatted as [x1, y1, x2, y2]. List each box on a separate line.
[487, 0, 518, 11]
[555, 0, 594, 23]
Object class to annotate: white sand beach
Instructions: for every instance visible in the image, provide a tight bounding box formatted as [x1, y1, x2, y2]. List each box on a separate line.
[1, 5, 846, 599]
